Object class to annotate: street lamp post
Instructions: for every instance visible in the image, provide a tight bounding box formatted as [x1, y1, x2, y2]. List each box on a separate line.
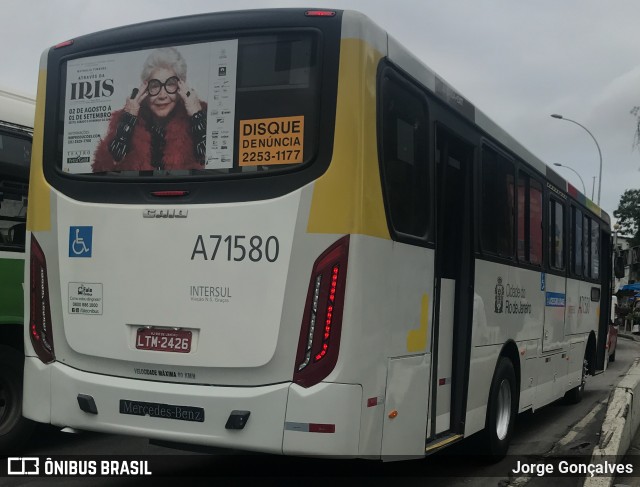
[553, 163, 586, 195]
[550, 114, 603, 205]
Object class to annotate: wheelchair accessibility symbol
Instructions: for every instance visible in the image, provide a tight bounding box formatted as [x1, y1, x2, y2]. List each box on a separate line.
[69, 226, 92, 257]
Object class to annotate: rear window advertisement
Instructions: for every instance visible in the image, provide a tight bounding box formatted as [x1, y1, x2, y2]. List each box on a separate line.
[62, 40, 239, 174]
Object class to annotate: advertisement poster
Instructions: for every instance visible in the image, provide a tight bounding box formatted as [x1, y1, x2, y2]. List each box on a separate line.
[62, 39, 238, 174]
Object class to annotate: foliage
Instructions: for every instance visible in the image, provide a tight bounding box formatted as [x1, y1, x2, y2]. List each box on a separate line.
[618, 304, 632, 318]
[613, 189, 640, 246]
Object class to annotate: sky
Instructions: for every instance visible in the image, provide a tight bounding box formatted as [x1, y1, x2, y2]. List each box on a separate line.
[3, 0, 640, 222]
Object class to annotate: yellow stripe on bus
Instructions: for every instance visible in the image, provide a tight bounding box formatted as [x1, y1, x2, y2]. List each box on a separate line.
[307, 39, 390, 239]
[407, 294, 429, 352]
[27, 69, 51, 232]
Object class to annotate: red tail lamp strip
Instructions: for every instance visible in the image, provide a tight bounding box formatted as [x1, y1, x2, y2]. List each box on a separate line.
[30, 235, 55, 363]
[293, 236, 349, 388]
[315, 265, 339, 361]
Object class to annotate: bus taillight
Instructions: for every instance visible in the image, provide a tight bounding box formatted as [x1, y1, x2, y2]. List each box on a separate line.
[294, 235, 349, 388]
[29, 235, 55, 363]
[304, 10, 336, 17]
[54, 39, 74, 49]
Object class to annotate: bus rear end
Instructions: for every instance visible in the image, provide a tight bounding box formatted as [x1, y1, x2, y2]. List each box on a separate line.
[22, 9, 369, 456]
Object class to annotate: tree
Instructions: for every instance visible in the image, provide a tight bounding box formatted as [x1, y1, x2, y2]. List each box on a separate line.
[614, 189, 640, 246]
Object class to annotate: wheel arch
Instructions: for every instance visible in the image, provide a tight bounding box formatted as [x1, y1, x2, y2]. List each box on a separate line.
[498, 340, 521, 400]
[482, 340, 521, 428]
[482, 340, 520, 459]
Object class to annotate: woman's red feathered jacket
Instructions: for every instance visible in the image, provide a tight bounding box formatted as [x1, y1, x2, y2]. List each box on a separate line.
[92, 102, 206, 172]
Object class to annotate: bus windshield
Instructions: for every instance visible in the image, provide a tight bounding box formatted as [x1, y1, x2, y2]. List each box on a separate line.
[58, 33, 320, 178]
[0, 125, 30, 249]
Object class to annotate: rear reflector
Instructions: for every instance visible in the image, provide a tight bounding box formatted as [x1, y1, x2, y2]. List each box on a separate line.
[309, 423, 336, 433]
[29, 235, 55, 363]
[285, 422, 336, 433]
[294, 235, 349, 388]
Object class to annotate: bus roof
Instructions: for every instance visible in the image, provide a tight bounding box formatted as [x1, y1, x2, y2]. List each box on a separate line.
[341, 9, 610, 224]
[0, 87, 35, 132]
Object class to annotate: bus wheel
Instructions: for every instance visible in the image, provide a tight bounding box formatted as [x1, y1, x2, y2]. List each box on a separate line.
[564, 358, 587, 405]
[484, 357, 517, 461]
[0, 345, 34, 454]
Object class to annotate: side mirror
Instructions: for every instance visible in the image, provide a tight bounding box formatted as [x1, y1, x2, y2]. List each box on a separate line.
[614, 255, 625, 279]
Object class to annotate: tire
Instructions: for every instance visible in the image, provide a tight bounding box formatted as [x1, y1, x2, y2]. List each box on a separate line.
[483, 357, 518, 461]
[564, 357, 587, 405]
[0, 345, 35, 455]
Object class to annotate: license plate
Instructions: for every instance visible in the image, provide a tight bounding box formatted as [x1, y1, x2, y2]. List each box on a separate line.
[120, 399, 204, 422]
[135, 328, 192, 353]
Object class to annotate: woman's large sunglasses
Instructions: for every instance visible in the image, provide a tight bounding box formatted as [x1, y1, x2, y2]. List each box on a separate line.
[147, 76, 180, 96]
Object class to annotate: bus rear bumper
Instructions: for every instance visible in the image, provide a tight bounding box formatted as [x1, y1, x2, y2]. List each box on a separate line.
[23, 358, 362, 457]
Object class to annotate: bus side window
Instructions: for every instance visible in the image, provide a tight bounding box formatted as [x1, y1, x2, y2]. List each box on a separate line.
[548, 198, 565, 270]
[590, 220, 600, 279]
[580, 214, 600, 279]
[378, 68, 429, 240]
[9, 223, 25, 246]
[480, 145, 514, 258]
[572, 206, 583, 276]
[516, 172, 543, 265]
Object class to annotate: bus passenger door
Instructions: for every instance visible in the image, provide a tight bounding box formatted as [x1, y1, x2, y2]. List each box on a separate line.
[428, 126, 474, 441]
[535, 196, 568, 407]
[543, 198, 567, 353]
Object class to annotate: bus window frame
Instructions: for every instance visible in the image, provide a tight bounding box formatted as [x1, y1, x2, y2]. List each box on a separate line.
[0, 122, 30, 253]
[515, 165, 544, 269]
[40, 14, 342, 205]
[376, 61, 433, 247]
[570, 204, 584, 279]
[0, 124, 32, 183]
[547, 194, 567, 274]
[478, 140, 516, 262]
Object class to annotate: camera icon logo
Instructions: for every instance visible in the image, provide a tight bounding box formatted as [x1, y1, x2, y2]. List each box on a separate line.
[7, 457, 39, 475]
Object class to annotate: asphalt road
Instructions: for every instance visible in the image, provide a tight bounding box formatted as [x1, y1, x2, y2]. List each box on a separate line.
[5, 337, 640, 486]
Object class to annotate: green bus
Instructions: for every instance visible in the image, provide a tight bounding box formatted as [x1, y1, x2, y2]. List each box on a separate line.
[0, 88, 33, 453]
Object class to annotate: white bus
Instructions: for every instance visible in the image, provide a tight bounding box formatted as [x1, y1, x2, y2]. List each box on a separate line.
[24, 9, 612, 460]
[0, 88, 34, 453]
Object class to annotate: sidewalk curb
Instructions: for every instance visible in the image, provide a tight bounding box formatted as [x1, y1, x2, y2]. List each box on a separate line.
[619, 332, 640, 342]
[583, 357, 640, 487]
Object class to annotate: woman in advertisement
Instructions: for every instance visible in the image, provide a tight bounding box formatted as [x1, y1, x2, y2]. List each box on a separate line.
[92, 47, 206, 172]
